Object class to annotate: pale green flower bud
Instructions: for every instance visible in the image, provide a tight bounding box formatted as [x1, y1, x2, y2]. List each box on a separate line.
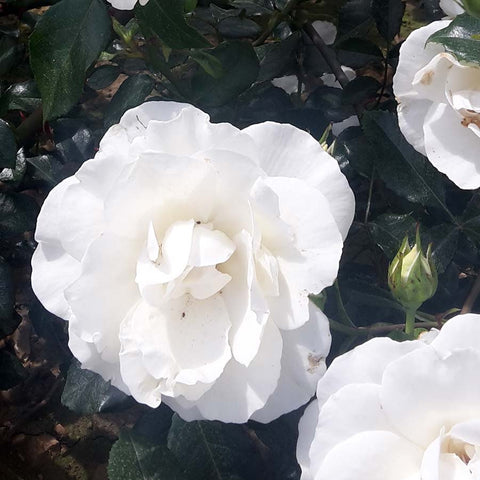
[388, 230, 438, 312]
[462, 0, 480, 18]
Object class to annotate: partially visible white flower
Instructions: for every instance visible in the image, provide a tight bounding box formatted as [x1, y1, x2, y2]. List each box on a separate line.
[297, 313, 480, 480]
[272, 75, 304, 94]
[440, 0, 464, 17]
[331, 116, 360, 136]
[31, 101, 355, 424]
[312, 20, 337, 45]
[393, 20, 480, 189]
[107, 0, 148, 9]
[321, 66, 356, 89]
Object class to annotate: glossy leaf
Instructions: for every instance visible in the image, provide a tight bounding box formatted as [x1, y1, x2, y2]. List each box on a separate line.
[371, 0, 405, 42]
[0, 192, 39, 238]
[0, 119, 17, 169]
[29, 0, 111, 120]
[104, 75, 154, 127]
[192, 41, 259, 107]
[0, 80, 41, 115]
[135, 0, 209, 49]
[167, 414, 264, 480]
[108, 430, 186, 480]
[428, 13, 480, 65]
[61, 360, 131, 414]
[362, 110, 448, 210]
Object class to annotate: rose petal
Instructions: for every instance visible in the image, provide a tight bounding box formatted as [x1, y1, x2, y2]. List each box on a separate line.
[381, 347, 480, 447]
[165, 318, 283, 423]
[317, 431, 423, 480]
[315, 337, 421, 408]
[423, 103, 480, 189]
[243, 122, 355, 240]
[31, 243, 80, 320]
[251, 302, 331, 423]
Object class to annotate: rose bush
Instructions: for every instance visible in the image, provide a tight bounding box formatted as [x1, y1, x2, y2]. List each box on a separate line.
[393, 20, 480, 189]
[31, 101, 354, 423]
[297, 313, 480, 480]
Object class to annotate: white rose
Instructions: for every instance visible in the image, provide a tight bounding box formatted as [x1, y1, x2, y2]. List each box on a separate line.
[297, 313, 480, 480]
[440, 0, 465, 17]
[107, 0, 147, 9]
[393, 20, 480, 189]
[31, 101, 354, 423]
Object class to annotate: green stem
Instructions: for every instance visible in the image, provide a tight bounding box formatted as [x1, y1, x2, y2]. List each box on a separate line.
[334, 280, 356, 327]
[252, 0, 300, 47]
[405, 309, 416, 336]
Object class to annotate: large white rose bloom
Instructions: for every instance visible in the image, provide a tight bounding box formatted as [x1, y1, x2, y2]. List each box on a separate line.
[297, 313, 480, 480]
[393, 20, 480, 189]
[31, 101, 354, 423]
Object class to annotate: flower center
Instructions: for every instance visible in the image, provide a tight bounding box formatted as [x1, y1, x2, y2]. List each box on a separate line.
[135, 219, 236, 307]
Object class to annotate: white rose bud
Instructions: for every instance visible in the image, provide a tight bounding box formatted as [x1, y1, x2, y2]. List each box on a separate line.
[31, 101, 355, 423]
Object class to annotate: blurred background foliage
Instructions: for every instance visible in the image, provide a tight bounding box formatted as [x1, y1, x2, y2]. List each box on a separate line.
[1, 0, 478, 478]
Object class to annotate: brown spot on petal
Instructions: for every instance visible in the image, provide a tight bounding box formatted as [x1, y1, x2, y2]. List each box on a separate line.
[461, 116, 480, 129]
[420, 70, 434, 85]
[307, 353, 324, 373]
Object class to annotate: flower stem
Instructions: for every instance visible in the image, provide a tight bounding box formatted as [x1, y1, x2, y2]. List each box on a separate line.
[405, 308, 416, 337]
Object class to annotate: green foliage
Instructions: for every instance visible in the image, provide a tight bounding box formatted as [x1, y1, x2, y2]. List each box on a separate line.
[61, 360, 131, 415]
[135, 0, 209, 49]
[427, 13, 480, 65]
[0, 192, 39, 238]
[371, 0, 405, 42]
[104, 74, 155, 127]
[29, 0, 112, 120]
[192, 41, 260, 106]
[0, 120, 17, 169]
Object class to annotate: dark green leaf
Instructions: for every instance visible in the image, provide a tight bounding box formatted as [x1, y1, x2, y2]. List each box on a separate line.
[0, 350, 27, 390]
[0, 259, 19, 339]
[342, 76, 381, 105]
[0, 192, 39, 238]
[0, 148, 26, 186]
[371, 0, 405, 42]
[0, 81, 41, 115]
[250, 410, 303, 480]
[218, 17, 261, 38]
[52, 118, 95, 164]
[135, 0, 209, 49]
[29, 0, 112, 120]
[306, 86, 354, 122]
[333, 126, 376, 177]
[0, 119, 17, 169]
[104, 74, 154, 127]
[362, 110, 448, 210]
[26, 154, 64, 186]
[192, 41, 259, 106]
[61, 360, 131, 414]
[423, 223, 459, 273]
[337, 38, 384, 68]
[368, 213, 417, 259]
[167, 414, 264, 480]
[133, 406, 174, 445]
[461, 193, 480, 242]
[0, 35, 23, 76]
[427, 13, 480, 65]
[86, 65, 121, 90]
[256, 32, 300, 82]
[189, 50, 224, 79]
[108, 429, 186, 480]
